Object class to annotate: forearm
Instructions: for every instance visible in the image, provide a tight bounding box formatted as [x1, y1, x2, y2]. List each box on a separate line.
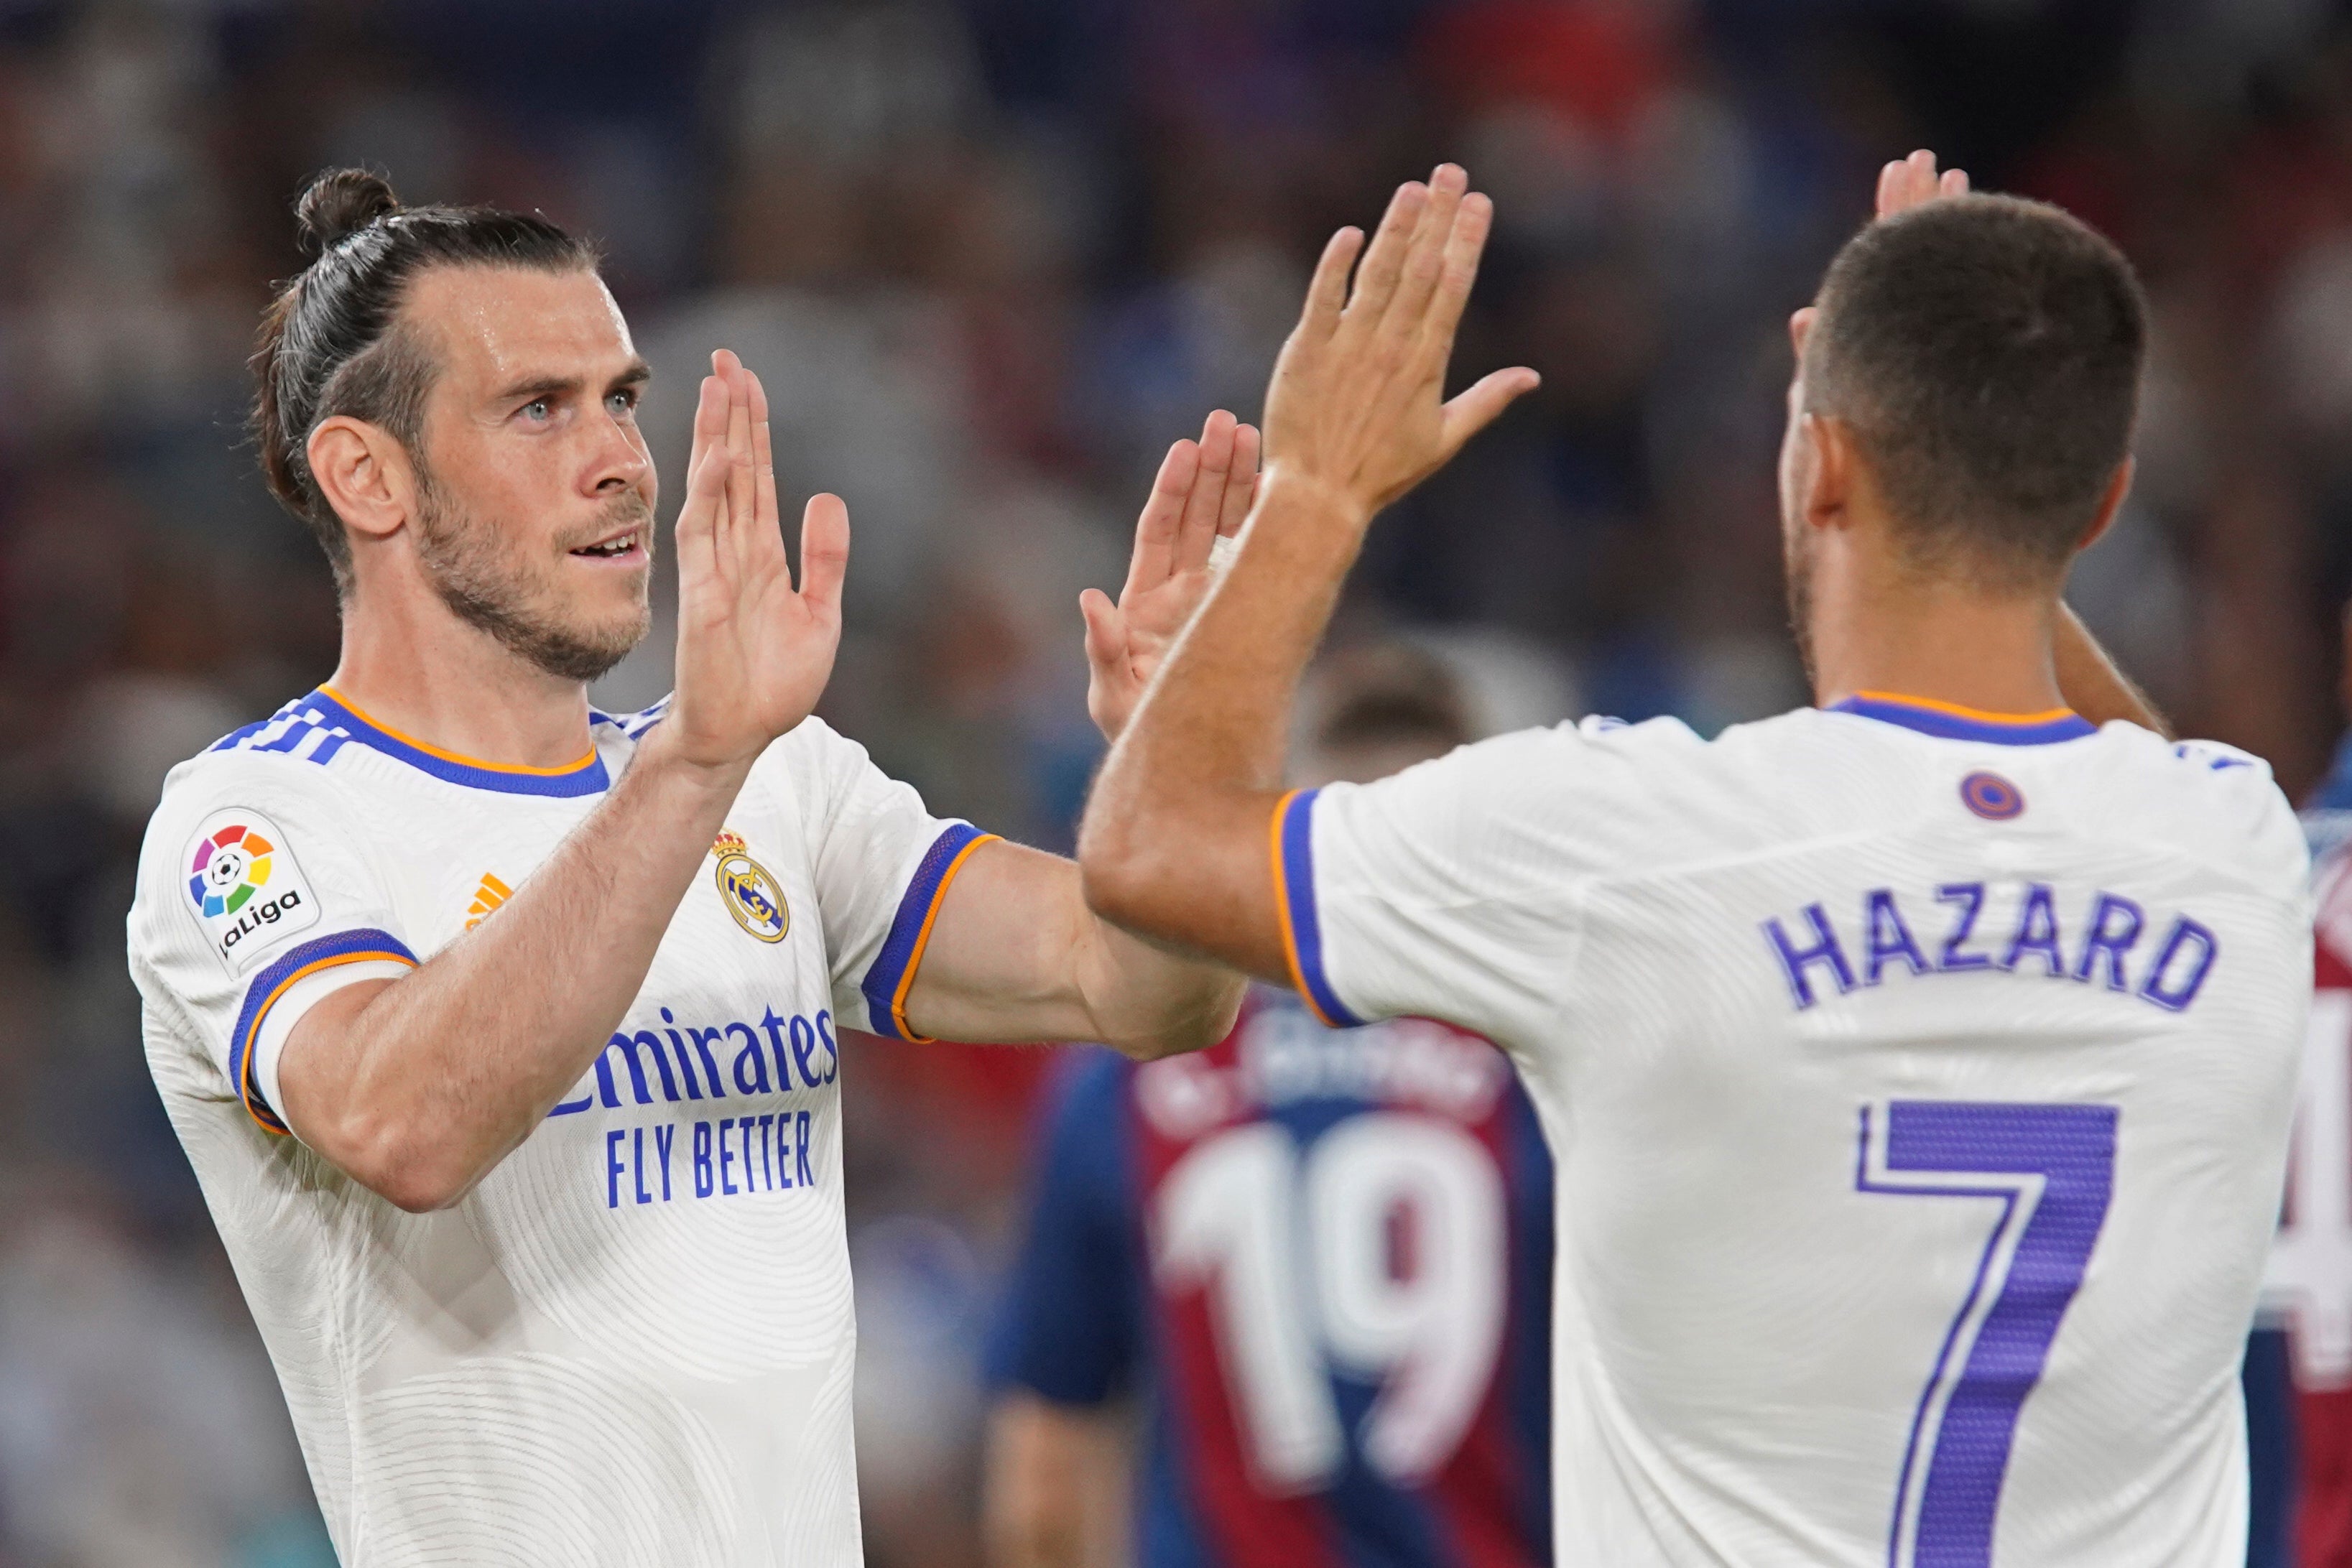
[280, 732, 749, 1209]
[2056, 603, 2172, 738]
[1080, 470, 1365, 975]
[904, 840, 1241, 1057]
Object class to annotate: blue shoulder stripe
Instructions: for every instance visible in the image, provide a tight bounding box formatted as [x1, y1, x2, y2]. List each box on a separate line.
[1272, 789, 1363, 1029]
[861, 823, 997, 1042]
[228, 927, 419, 1134]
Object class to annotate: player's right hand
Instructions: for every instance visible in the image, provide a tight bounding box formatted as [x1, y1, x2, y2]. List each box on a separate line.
[1080, 408, 1260, 743]
[660, 350, 848, 776]
[1259, 163, 1538, 526]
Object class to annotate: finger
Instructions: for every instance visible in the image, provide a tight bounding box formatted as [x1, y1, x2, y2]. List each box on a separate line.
[1912, 149, 1943, 209]
[1940, 167, 1970, 197]
[1437, 366, 1541, 463]
[676, 380, 732, 581]
[1342, 180, 1430, 327]
[1386, 164, 1466, 332]
[721, 357, 756, 572]
[1217, 423, 1261, 539]
[749, 367, 781, 555]
[685, 366, 729, 483]
[1298, 226, 1363, 341]
[1876, 158, 1904, 219]
[796, 492, 850, 615]
[1420, 187, 1496, 362]
[1174, 409, 1237, 573]
[1127, 438, 1199, 596]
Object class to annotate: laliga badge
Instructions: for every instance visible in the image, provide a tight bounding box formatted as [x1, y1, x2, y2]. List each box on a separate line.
[185, 808, 323, 974]
[712, 830, 788, 943]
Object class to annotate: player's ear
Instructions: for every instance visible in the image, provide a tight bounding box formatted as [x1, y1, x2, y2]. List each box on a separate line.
[1801, 413, 1858, 534]
[2074, 456, 2133, 556]
[1788, 305, 1817, 358]
[309, 415, 417, 544]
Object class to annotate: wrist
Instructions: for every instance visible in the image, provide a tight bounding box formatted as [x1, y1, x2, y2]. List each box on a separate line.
[634, 724, 758, 804]
[1255, 464, 1376, 534]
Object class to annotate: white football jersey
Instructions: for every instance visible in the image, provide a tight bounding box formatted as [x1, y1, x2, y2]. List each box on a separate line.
[1270, 692, 2312, 1567]
[126, 686, 989, 1568]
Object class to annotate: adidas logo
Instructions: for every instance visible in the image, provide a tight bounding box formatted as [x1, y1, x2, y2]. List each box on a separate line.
[465, 872, 513, 930]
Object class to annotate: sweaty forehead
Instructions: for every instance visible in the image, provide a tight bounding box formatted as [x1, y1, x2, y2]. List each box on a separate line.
[402, 264, 635, 396]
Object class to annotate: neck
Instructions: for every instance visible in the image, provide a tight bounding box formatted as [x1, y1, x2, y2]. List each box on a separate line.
[327, 578, 593, 769]
[1806, 543, 2067, 717]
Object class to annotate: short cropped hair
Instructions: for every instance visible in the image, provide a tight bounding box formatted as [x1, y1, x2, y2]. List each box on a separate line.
[251, 169, 598, 589]
[1310, 644, 1473, 756]
[1802, 193, 2147, 587]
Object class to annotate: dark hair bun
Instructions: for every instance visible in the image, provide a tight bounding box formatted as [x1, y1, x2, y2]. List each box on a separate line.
[295, 168, 400, 255]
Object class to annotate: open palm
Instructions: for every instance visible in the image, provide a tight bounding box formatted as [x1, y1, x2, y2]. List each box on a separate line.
[1082, 409, 1260, 742]
[665, 350, 849, 771]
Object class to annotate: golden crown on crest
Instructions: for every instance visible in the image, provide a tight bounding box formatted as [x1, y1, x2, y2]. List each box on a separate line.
[712, 830, 748, 858]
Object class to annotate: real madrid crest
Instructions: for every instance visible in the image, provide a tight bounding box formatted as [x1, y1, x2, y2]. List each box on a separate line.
[711, 830, 788, 943]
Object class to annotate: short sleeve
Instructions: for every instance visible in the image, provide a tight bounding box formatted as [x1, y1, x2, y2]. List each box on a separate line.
[1273, 718, 1695, 1044]
[984, 1052, 1142, 1405]
[767, 718, 998, 1040]
[128, 756, 417, 1136]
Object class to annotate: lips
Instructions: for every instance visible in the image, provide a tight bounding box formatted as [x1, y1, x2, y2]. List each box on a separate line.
[570, 527, 644, 560]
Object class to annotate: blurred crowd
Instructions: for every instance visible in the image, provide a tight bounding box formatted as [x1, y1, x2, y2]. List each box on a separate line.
[0, 0, 2349, 1563]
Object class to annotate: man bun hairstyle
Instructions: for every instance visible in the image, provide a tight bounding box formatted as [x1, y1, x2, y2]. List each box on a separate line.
[251, 168, 598, 588]
[1803, 193, 2147, 589]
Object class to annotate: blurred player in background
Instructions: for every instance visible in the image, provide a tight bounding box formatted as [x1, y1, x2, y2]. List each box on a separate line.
[125, 170, 1251, 1566]
[2249, 600, 2352, 1568]
[1080, 152, 2310, 1567]
[983, 643, 1552, 1568]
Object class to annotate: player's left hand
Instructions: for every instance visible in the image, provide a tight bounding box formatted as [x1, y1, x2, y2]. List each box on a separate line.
[1876, 148, 1970, 220]
[1080, 409, 1260, 743]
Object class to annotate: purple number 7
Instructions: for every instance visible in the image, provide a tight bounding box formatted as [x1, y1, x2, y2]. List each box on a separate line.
[1856, 1100, 2118, 1568]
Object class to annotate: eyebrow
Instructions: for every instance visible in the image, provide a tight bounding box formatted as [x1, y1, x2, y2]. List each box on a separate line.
[492, 358, 653, 405]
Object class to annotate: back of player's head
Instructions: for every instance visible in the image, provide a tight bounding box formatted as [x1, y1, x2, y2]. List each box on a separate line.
[1299, 643, 1473, 785]
[251, 169, 598, 588]
[1803, 193, 2147, 588]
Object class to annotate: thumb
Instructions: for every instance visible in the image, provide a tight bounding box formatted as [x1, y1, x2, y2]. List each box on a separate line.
[797, 493, 851, 614]
[1438, 366, 1541, 463]
[1080, 588, 1128, 674]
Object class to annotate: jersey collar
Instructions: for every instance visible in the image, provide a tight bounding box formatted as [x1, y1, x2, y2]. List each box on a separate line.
[1825, 690, 2098, 746]
[308, 687, 611, 797]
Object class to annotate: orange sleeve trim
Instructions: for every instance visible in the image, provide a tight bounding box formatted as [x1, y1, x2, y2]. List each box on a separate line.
[889, 832, 1002, 1044]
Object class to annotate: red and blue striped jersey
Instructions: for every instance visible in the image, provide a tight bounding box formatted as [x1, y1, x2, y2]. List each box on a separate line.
[987, 986, 1553, 1568]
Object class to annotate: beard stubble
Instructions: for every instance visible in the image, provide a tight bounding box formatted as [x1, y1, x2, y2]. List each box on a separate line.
[414, 473, 653, 684]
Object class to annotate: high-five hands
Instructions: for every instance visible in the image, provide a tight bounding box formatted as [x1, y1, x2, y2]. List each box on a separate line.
[660, 350, 849, 775]
[1261, 163, 1539, 526]
[1082, 409, 1261, 743]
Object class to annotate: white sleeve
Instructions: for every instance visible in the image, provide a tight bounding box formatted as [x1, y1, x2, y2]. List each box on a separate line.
[770, 718, 993, 1041]
[1272, 718, 1695, 1046]
[128, 756, 416, 1138]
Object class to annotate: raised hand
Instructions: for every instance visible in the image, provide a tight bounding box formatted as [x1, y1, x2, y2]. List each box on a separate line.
[1876, 149, 1969, 221]
[1260, 163, 1539, 526]
[1080, 409, 1260, 742]
[661, 349, 849, 774]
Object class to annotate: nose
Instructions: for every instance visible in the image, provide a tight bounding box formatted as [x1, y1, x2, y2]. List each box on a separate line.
[588, 409, 652, 496]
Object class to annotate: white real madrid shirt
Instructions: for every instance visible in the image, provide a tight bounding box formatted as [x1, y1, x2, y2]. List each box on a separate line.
[126, 687, 992, 1568]
[1267, 693, 2312, 1568]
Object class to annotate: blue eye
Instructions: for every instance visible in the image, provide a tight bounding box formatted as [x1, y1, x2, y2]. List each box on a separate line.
[606, 390, 637, 417]
[522, 398, 552, 421]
